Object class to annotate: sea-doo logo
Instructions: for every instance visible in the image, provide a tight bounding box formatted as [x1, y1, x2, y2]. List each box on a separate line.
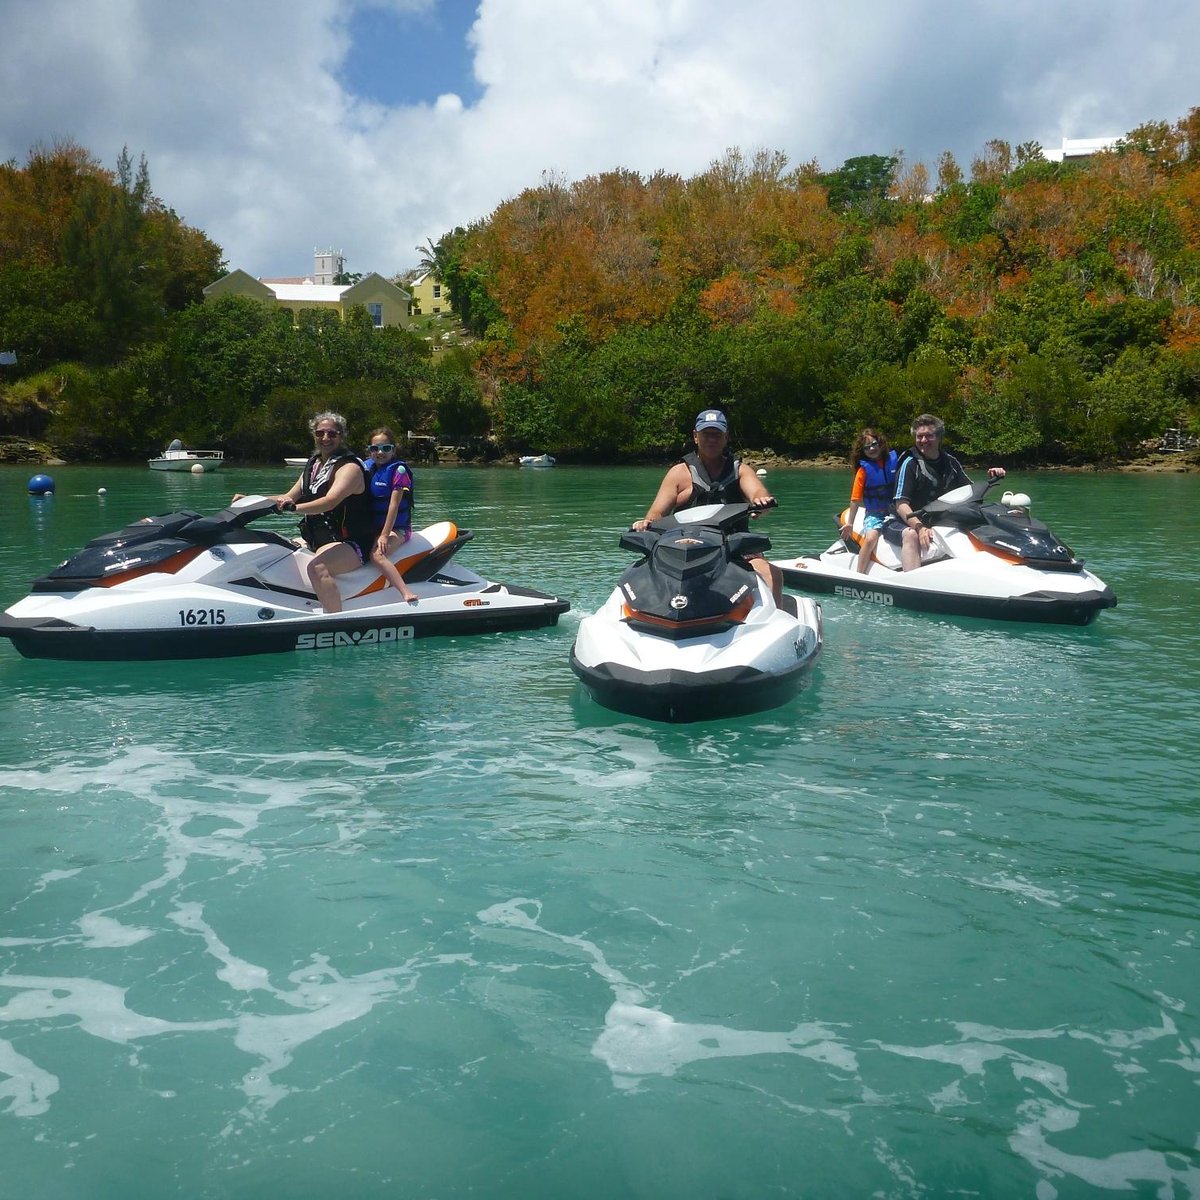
[257, 608, 276, 620]
[995, 541, 1022, 553]
[296, 626, 415, 650]
[669, 594, 688, 610]
[729, 584, 749, 602]
[209, 547, 228, 561]
[675, 537, 704, 546]
[833, 585, 894, 606]
[621, 583, 637, 601]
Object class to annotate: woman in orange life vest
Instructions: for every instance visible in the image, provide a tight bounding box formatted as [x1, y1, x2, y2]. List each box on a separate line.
[839, 427, 898, 575]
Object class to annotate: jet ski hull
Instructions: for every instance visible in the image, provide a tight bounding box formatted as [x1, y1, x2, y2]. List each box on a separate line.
[774, 484, 1116, 626]
[0, 585, 568, 661]
[570, 654, 815, 723]
[0, 501, 569, 661]
[775, 550, 1116, 626]
[571, 590, 822, 723]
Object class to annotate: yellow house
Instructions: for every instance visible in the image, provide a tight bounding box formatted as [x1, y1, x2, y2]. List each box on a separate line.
[408, 271, 454, 317]
[203, 269, 412, 328]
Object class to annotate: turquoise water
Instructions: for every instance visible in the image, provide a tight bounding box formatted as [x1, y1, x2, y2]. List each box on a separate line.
[1, 463, 1197, 1198]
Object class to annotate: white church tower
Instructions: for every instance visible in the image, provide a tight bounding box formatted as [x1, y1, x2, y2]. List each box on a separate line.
[313, 248, 345, 285]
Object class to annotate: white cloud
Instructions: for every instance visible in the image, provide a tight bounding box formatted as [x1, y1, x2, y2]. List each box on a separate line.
[0, 0, 1196, 279]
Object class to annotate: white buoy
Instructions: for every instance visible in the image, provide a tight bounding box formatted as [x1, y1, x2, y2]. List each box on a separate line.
[191, 462, 206, 474]
[756, 468, 767, 477]
[97, 487, 107, 496]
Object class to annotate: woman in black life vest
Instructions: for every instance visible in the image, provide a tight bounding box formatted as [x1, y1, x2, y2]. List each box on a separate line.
[270, 411, 373, 613]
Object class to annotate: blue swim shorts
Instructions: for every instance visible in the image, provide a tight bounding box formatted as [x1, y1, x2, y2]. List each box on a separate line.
[862, 513, 889, 533]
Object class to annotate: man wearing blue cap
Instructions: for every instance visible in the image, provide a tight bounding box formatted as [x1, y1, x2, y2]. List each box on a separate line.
[632, 408, 782, 602]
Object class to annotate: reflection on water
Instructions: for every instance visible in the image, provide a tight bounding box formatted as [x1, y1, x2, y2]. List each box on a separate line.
[1, 465, 1198, 1197]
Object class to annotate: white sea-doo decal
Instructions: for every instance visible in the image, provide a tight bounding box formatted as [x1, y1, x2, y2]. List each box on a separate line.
[833, 585, 895, 605]
[296, 627, 415, 650]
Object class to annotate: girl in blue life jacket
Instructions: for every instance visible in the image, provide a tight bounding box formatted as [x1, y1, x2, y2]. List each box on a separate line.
[838, 427, 898, 574]
[364, 427, 418, 603]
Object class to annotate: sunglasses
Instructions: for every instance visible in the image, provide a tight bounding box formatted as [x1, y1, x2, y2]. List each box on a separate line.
[368, 443, 395, 453]
[864, 439, 880, 450]
[314, 429, 342, 439]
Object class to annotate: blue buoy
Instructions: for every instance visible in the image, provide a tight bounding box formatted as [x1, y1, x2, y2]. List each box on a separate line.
[27, 473, 55, 495]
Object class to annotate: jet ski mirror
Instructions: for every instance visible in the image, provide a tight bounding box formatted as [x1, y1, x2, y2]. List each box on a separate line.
[619, 529, 659, 556]
[727, 531, 772, 558]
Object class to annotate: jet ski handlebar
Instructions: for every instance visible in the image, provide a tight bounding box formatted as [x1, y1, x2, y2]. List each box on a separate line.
[621, 500, 777, 556]
[917, 476, 1001, 523]
[632, 499, 777, 533]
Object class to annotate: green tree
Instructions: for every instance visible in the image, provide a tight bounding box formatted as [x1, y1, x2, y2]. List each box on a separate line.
[430, 352, 490, 441]
[61, 147, 160, 362]
[821, 155, 898, 215]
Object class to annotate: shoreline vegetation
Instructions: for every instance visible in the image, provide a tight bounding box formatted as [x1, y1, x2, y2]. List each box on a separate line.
[3, 116, 1199, 469]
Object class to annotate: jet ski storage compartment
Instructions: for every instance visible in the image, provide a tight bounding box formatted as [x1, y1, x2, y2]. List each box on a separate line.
[619, 526, 765, 639]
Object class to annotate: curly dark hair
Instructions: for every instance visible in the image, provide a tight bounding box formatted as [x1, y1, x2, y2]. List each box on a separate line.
[849, 427, 890, 466]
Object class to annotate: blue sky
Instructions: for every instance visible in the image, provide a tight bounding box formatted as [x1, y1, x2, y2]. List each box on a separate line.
[1, 0, 1198, 280]
[339, 2, 482, 108]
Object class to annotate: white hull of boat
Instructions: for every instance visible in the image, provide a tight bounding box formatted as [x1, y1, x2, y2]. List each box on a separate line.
[149, 450, 224, 472]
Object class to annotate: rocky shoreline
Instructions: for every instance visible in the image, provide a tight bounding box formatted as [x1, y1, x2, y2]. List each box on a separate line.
[3, 434, 1197, 474]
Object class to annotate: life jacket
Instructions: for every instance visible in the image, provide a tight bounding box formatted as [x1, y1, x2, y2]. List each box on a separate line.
[366, 458, 414, 533]
[860, 450, 898, 515]
[893, 447, 968, 513]
[682, 451, 743, 506]
[298, 451, 373, 551]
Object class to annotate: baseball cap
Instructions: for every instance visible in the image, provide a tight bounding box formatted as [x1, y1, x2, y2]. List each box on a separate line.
[694, 409, 729, 433]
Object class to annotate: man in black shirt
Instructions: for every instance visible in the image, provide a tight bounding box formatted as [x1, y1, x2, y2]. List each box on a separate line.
[892, 414, 1005, 571]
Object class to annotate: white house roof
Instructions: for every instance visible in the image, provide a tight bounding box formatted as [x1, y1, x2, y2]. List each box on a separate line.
[1045, 136, 1120, 163]
[265, 283, 348, 302]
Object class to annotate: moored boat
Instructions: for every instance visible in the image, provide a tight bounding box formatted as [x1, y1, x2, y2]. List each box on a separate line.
[149, 440, 224, 472]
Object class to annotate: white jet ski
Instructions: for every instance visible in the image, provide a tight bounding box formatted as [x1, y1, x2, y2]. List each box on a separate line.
[771, 480, 1116, 625]
[571, 503, 822, 722]
[0, 496, 569, 660]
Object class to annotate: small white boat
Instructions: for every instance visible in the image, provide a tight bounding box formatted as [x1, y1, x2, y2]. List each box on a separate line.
[283, 457, 308, 469]
[149, 440, 224, 472]
[519, 453, 556, 468]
